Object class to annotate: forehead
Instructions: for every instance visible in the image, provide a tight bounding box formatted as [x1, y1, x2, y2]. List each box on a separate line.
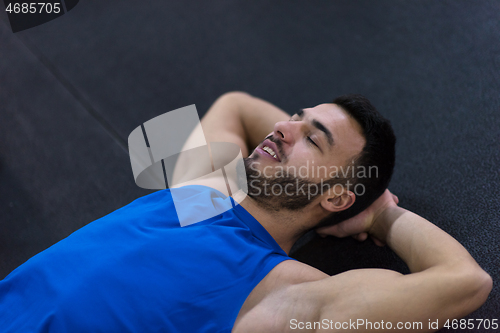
[303, 103, 365, 159]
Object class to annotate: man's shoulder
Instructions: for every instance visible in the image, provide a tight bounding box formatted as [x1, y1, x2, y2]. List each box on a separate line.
[233, 260, 328, 332]
[270, 259, 329, 285]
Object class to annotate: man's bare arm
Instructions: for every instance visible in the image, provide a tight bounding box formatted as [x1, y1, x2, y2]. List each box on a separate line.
[172, 92, 290, 185]
[282, 192, 492, 332]
[200, 91, 290, 155]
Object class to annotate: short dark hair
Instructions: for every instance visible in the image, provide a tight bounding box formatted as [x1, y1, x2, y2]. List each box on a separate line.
[316, 94, 396, 228]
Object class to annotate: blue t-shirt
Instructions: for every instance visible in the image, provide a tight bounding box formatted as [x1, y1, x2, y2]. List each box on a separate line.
[0, 186, 291, 332]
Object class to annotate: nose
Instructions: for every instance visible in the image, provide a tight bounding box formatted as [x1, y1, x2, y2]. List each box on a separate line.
[273, 120, 296, 145]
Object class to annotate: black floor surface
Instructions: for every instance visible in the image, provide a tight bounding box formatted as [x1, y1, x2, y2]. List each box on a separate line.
[1, 0, 499, 329]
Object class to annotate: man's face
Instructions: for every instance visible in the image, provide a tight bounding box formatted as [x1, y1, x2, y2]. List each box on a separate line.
[242, 103, 365, 211]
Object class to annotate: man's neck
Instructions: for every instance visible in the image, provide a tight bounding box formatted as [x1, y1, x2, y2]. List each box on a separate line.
[238, 197, 319, 254]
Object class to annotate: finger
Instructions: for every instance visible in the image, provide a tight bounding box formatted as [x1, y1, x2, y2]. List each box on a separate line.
[392, 194, 399, 204]
[352, 232, 368, 242]
[316, 224, 345, 238]
[318, 222, 351, 238]
[371, 235, 386, 247]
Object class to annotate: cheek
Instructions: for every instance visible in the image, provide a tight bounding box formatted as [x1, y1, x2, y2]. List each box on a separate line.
[286, 144, 310, 164]
[285, 147, 325, 176]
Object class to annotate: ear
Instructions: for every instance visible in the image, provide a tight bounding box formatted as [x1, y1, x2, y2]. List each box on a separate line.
[320, 191, 356, 213]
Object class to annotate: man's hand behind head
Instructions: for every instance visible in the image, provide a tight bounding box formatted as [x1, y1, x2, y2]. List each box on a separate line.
[316, 189, 399, 246]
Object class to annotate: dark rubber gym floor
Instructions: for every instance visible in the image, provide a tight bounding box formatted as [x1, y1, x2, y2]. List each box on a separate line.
[1, 1, 498, 328]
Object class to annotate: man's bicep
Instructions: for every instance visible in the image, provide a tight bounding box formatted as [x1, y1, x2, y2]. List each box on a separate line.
[173, 92, 289, 185]
[172, 93, 249, 185]
[201, 91, 291, 154]
[291, 268, 456, 332]
[200, 92, 252, 157]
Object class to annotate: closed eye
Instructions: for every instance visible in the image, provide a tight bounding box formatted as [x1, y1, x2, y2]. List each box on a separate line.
[307, 136, 319, 148]
[290, 117, 320, 149]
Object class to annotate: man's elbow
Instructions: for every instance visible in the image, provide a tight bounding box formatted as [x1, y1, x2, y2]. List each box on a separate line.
[474, 269, 493, 305]
[208, 91, 253, 118]
[457, 266, 493, 313]
[216, 91, 252, 104]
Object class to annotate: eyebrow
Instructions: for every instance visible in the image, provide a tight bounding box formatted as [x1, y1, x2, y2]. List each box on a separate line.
[295, 109, 334, 148]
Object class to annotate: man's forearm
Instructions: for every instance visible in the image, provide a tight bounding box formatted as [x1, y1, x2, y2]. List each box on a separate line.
[173, 92, 289, 184]
[222, 92, 291, 152]
[371, 207, 488, 273]
[370, 206, 492, 316]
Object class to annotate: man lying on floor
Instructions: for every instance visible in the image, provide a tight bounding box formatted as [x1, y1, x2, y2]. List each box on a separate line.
[0, 92, 492, 332]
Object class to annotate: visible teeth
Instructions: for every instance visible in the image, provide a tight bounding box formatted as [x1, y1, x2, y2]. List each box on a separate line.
[263, 146, 277, 159]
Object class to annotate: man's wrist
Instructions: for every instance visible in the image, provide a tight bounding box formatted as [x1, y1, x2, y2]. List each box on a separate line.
[369, 206, 406, 244]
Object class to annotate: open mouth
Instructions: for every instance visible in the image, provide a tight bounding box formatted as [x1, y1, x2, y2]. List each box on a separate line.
[262, 145, 278, 160]
[259, 139, 281, 162]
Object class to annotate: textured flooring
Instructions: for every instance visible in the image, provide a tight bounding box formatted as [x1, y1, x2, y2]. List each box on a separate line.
[1, 0, 499, 327]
